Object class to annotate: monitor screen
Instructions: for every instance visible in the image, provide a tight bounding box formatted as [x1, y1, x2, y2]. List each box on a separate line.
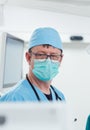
[0, 33, 24, 90]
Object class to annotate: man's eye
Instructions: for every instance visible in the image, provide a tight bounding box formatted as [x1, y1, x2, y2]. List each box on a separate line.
[37, 54, 44, 56]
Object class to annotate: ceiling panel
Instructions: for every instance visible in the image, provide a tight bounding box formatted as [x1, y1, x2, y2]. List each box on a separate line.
[0, 0, 90, 17]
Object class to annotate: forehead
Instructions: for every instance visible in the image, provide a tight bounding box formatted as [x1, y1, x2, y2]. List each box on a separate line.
[31, 45, 61, 53]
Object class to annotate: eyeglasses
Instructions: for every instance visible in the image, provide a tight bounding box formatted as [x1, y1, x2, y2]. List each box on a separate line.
[30, 51, 62, 61]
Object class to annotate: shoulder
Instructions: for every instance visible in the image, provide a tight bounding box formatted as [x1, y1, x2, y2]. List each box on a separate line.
[51, 86, 66, 101]
[0, 79, 30, 101]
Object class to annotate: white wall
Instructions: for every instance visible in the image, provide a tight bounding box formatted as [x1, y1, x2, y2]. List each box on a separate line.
[0, 5, 90, 42]
[52, 43, 90, 130]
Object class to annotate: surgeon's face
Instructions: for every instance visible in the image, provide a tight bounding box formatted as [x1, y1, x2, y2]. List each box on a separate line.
[25, 45, 63, 72]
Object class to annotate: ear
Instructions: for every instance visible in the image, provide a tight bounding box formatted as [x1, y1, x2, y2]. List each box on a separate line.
[60, 54, 64, 63]
[25, 52, 31, 65]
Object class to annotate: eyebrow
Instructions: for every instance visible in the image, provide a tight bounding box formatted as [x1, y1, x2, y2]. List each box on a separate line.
[33, 51, 62, 55]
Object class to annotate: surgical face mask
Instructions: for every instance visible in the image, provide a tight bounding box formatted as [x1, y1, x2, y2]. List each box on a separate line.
[32, 59, 60, 81]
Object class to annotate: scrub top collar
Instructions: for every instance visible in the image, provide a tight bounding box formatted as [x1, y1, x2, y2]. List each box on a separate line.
[26, 75, 62, 101]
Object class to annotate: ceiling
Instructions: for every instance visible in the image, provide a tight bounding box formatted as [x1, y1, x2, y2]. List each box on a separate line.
[1, 0, 90, 17]
[0, 0, 90, 43]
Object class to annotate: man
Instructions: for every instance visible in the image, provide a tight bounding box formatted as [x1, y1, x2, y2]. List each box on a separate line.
[0, 27, 65, 102]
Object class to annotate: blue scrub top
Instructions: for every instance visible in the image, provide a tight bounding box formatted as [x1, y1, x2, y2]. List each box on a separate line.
[0, 79, 65, 102]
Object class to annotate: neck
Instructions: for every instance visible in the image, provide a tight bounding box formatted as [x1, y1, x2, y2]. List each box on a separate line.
[27, 72, 51, 94]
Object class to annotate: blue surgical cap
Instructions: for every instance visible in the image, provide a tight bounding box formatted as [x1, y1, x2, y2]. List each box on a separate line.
[29, 27, 63, 51]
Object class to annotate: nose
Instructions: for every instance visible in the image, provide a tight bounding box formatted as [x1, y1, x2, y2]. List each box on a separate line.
[46, 55, 51, 59]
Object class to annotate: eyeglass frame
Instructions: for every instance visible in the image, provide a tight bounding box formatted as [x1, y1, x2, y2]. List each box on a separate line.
[29, 50, 63, 61]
